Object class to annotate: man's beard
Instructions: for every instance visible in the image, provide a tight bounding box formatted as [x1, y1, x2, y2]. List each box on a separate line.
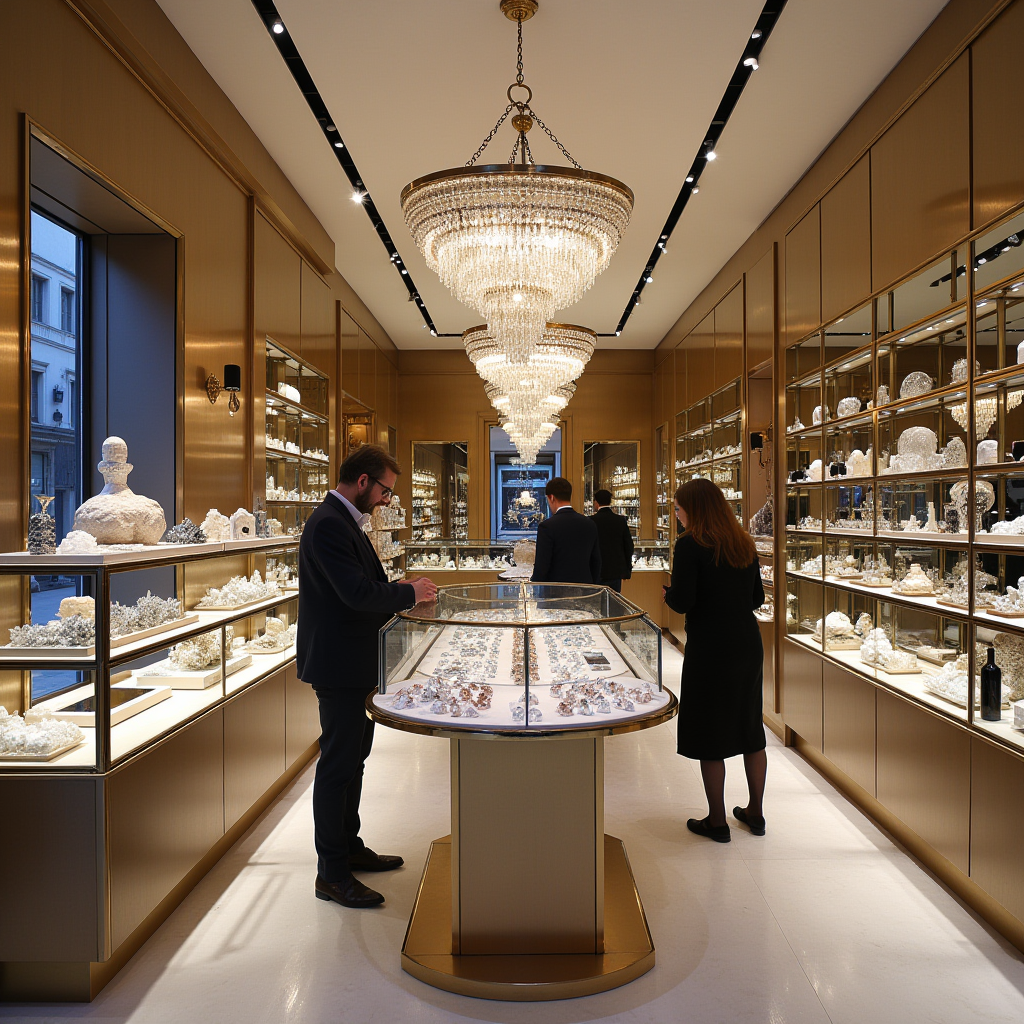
[354, 490, 377, 515]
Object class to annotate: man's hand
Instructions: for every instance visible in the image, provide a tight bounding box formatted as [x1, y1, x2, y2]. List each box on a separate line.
[410, 576, 438, 604]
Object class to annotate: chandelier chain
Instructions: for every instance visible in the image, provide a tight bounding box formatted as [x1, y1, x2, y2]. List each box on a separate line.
[528, 109, 581, 169]
[466, 104, 515, 166]
[516, 15, 524, 85]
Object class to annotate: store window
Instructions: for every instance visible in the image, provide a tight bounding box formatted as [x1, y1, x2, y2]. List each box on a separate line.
[31, 274, 47, 323]
[30, 369, 42, 423]
[489, 426, 561, 540]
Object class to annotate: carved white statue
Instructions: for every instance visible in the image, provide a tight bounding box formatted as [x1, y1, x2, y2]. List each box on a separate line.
[72, 437, 166, 545]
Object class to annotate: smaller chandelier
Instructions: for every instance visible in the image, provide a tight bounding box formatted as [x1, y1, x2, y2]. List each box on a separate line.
[465, 323, 595, 393]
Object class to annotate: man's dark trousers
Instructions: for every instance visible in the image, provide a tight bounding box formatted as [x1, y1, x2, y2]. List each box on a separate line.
[313, 686, 375, 881]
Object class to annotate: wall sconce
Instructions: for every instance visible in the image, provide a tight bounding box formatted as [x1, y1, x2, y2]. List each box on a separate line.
[205, 364, 242, 416]
[52, 385, 65, 403]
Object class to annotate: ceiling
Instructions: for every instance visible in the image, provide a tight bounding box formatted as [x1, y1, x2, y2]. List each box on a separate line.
[156, 0, 950, 350]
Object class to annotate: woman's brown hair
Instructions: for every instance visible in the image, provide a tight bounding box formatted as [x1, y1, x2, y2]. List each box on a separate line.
[674, 478, 757, 569]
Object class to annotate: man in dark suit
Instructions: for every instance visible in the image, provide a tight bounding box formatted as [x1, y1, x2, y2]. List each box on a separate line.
[531, 476, 602, 584]
[591, 488, 635, 593]
[297, 444, 437, 909]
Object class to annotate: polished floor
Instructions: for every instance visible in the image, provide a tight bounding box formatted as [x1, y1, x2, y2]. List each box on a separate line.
[9, 645, 1024, 1023]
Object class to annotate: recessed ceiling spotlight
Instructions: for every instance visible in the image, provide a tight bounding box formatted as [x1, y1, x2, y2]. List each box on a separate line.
[272, 20, 284, 34]
[430, 329, 437, 336]
[615, 330, 621, 336]
[751, 28, 762, 39]
[691, 185, 700, 194]
[645, 276, 653, 283]
[978, 257, 987, 264]
[743, 57, 759, 70]
[351, 190, 366, 204]
[334, 141, 344, 149]
[705, 149, 717, 161]
[685, 175, 694, 183]
[401, 269, 408, 275]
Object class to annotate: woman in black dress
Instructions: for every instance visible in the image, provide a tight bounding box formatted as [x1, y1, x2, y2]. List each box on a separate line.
[663, 478, 767, 843]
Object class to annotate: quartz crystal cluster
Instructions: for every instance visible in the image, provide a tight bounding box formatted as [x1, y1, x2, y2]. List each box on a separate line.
[891, 563, 935, 595]
[859, 628, 919, 673]
[110, 592, 183, 637]
[244, 617, 296, 653]
[163, 627, 233, 672]
[7, 615, 94, 648]
[164, 519, 207, 544]
[196, 572, 281, 609]
[0, 706, 84, 756]
[992, 576, 1024, 614]
[925, 654, 972, 706]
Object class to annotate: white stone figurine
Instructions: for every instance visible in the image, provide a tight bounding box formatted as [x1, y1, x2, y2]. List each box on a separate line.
[72, 437, 166, 545]
[229, 508, 256, 540]
[201, 508, 231, 542]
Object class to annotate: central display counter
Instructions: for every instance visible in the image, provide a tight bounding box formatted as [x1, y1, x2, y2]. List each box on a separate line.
[367, 583, 677, 1000]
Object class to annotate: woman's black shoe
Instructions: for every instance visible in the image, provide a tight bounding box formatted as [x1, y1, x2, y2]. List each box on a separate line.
[686, 816, 731, 843]
[733, 806, 766, 836]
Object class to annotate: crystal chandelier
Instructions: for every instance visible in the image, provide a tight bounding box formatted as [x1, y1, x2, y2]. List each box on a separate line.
[465, 323, 595, 393]
[400, 0, 633, 363]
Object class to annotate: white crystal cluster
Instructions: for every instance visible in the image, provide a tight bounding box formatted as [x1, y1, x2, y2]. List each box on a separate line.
[859, 628, 919, 672]
[110, 592, 182, 637]
[513, 540, 537, 569]
[892, 564, 934, 595]
[926, 654, 971, 705]
[7, 615, 94, 648]
[0, 706, 84, 755]
[993, 577, 1024, 614]
[165, 627, 232, 671]
[244, 617, 296, 653]
[200, 509, 231, 542]
[988, 516, 1024, 536]
[196, 572, 281, 609]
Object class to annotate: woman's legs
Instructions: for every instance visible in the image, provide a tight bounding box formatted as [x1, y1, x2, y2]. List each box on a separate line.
[699, 759, 727, 827]
[741, 748, 767, 820]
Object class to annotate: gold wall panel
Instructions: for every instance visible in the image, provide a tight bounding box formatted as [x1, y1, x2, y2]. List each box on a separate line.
[970, 736, 1024, 924]
[871, 53, 971, 291]
[714, 283, 743, 387]
[254, 212, 301, 355]
[224, 670, 287, 830]
[820, 155, 871, 323]
[452, 737, 602, 955]
[358, 329, 376, 410]
[876, 690, 969, 873]
[107, 709, 225, 952]
[673, 346, 687, 419]
[285, 661, 321, 766]
[341, 308, 360, 401]
[972, 0, 1024, 227]
[821, 660, 876, 796]
[0, 776, 101, 961]
[745, 246, 775, 372]
[781, 638, 822, 749]
[684, 312, 714, 405]
[785, 206, 820, 344]
[299, 262, 333, 377]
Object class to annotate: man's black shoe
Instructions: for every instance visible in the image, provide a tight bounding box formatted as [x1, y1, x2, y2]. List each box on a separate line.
[349, 848, 404, 872]
[314, 874, 385, 908]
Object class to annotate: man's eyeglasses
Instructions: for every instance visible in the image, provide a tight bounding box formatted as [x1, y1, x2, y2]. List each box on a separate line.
[368, 475, 394, 500]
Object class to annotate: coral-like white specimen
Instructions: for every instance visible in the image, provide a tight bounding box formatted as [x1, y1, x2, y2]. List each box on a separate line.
[165, 627, 233, 671]
[73, 437, 166, 544]
[200, 509, 231, 542]
[6, 615, 95, 648]
[836, 396, 862, 417]
[993, 577, 1024, 614]
[109, 592, 183, 638]
[196, 572, 281, 609]
[0, 706, 84, 755]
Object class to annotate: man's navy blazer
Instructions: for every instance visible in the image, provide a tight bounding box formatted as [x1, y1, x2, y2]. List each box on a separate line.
[296, 493, 416, 689]
[530, 506, 602, 585]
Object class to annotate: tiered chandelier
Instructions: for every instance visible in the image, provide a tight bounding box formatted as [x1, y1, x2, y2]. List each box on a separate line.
[400, 0, 633, 463]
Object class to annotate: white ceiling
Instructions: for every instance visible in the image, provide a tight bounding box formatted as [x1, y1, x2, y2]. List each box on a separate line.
[157, 0, 950, 349]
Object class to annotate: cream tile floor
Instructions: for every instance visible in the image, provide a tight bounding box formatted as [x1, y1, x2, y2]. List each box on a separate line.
[8, 645, 1024, 1023]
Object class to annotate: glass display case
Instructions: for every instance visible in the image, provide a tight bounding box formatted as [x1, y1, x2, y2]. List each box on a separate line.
[0, 538, 299, 769]
[374, 583, 667, 730]
[265, 338, 330, 535]
[675, 382, 743, 523]
[582, 442, 640, 534]
[367, 494, 407, 582]
[411, 442, 469, 542]
[655, 423, 671, 540]
[405, 539, 515, 572]
[631, 539, 670, 572]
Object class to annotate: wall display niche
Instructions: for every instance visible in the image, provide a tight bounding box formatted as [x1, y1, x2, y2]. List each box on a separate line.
[583, 441, 640, 535]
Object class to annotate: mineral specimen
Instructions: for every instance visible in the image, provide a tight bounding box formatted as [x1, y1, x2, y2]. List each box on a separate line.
[201, 509, 231, 541]
[73, 437, 166, 545]
[164, 518, 207, 544]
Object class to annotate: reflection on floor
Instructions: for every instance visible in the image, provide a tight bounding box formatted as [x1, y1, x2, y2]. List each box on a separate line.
[7, 644, 1024, 1023]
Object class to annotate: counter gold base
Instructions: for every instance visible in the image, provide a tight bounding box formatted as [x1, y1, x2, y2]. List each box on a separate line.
[401, 834, 654, 1001]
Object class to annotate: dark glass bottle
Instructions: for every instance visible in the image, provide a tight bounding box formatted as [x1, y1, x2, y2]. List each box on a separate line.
[980, 645, 1002, 723]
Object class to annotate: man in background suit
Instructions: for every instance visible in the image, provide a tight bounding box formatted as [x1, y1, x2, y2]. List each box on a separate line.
[297, 444, 437, 909]
[531, 476, 602, 584]
[591, 488, 635, 593]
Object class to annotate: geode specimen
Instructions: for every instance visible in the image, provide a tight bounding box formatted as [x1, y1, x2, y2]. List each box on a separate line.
[164, 518, 206, 544]
[750, 497, 773, 537]
[73, 437, 166, 545]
